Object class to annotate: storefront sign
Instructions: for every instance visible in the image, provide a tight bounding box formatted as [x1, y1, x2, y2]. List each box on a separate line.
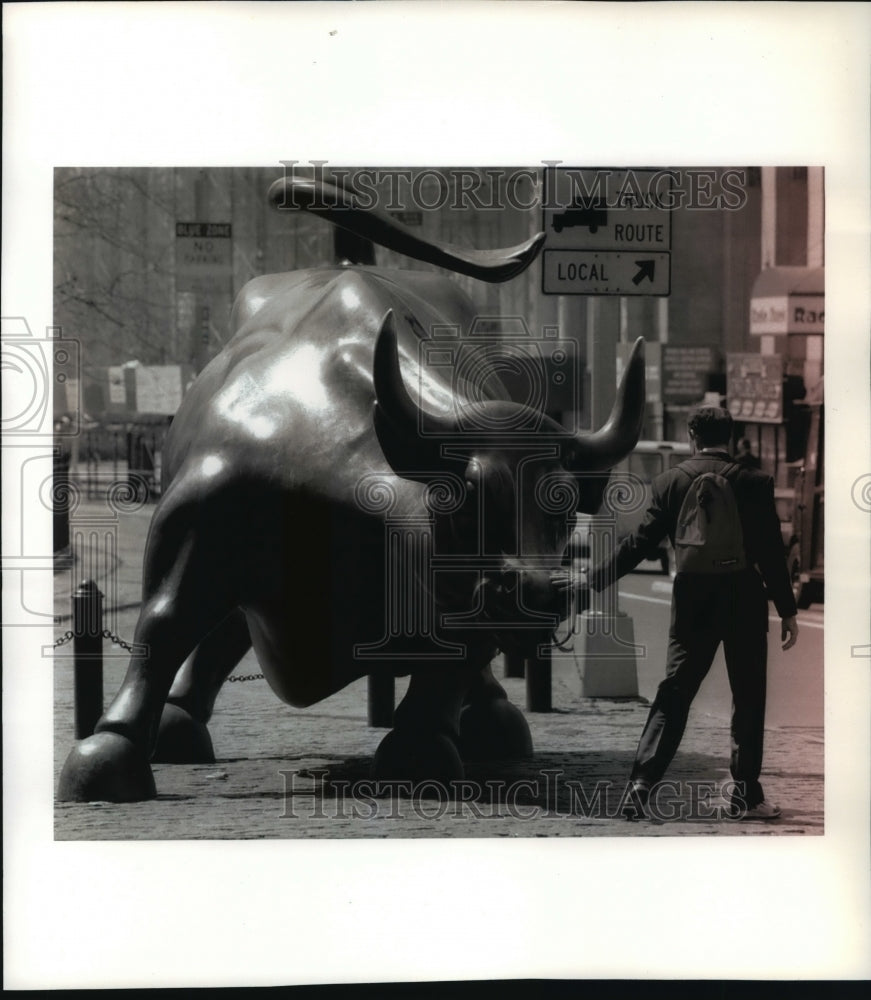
[749, 266, 824, 335]
[750, 294, 824, 335]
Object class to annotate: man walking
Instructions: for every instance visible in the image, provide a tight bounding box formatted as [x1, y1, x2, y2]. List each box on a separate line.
[735, 437, 762, 469]
[588, 406, 799, 820]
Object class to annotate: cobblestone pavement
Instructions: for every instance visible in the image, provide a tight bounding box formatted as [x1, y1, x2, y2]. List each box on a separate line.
[53, 499, 824, 840]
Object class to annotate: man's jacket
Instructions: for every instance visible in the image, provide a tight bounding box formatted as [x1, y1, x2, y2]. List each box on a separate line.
[589, 448, 798, 620]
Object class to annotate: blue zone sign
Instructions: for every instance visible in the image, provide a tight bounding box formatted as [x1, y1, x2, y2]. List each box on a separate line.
[542, 168, 672, 296]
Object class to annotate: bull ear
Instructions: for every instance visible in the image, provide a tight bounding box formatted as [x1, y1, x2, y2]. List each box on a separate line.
[564, 337, 646, 474]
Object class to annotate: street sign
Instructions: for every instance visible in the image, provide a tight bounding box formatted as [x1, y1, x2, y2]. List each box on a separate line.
[176, 222, 233, 278]
[107, 366, 126, 405]
[726, 353, 785, 423]
[131, 365, 185, 415]
[662, 345, 720, 404]
[542, 250, 670, 296]
[542, 167, 672, 296]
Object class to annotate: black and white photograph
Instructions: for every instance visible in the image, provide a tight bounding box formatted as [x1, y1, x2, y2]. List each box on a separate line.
[48, 163, 825, 839]
[4, 1, 870, 989]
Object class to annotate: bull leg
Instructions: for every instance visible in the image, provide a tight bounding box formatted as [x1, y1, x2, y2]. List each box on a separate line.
[458, 661, 533, 762]
[153, 608, 252, 764]
[57, 511, 238, 802]
[372, 666, 468, 783]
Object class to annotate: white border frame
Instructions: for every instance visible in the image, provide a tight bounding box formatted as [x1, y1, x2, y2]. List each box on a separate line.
[3, 1, 870, 987]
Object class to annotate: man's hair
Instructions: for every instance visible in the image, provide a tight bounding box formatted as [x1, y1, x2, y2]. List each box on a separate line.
[688, 406, 733, 447]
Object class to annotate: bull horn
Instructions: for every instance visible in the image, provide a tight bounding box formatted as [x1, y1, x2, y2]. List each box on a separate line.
[268, 174, 546, 283]
[373, 310, 459, 438]
[565, 337, 646, 472]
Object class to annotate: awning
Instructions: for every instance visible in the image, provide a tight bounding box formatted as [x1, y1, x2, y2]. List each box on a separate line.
[750, 266, 824, 335]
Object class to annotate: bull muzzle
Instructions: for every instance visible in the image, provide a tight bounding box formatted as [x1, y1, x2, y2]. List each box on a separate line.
[472, 566, 579, 657]
[476, 566, 574, 627]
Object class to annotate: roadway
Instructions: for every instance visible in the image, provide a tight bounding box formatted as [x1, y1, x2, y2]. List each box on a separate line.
[615, 563, 824, 729]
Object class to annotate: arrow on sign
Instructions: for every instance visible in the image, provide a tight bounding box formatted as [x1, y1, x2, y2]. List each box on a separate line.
[632, 260, 656, 285]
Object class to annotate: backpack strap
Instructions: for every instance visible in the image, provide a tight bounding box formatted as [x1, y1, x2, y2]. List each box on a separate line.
[719, 461, 742, 482]
[675, 461, 700, 482]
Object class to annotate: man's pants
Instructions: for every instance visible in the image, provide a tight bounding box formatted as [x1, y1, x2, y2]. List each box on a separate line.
[630, 569, 769, 809]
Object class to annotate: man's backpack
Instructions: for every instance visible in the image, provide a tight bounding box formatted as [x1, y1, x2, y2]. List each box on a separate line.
[674, 462, 747, 574]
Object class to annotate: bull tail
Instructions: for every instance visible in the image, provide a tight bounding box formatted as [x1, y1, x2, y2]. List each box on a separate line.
[267, 174, 545, 283]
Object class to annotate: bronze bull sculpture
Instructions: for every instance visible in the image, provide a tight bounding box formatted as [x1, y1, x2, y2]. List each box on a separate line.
[58, 176, 645, 802]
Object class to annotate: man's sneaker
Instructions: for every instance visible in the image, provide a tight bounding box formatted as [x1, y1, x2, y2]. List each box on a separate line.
[621, 780, 650, 821]
[741, 800, 782, 820]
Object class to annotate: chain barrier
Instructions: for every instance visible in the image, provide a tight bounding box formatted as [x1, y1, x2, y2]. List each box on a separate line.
[53, 628, 136, 652]
[101, 628, 136, 653]
[55, 628, 264, 686]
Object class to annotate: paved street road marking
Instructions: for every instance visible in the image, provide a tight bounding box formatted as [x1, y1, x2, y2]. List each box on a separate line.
[620, 592, 670, 606]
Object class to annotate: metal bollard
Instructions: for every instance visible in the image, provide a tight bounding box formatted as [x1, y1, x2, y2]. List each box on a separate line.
[525, 646, 552, 713]
[52, 449, 71, 552]
[73, 579, 104, 739]
[367, 673, 395, 728]
[503, 651, 526, 678]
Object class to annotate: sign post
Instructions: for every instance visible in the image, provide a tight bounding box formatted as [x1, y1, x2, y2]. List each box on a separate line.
[541, 167, 674, 697]
[176, 220, 233, 374]
[574, 297, 641, 698]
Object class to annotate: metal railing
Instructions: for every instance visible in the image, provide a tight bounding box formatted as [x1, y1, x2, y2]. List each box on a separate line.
[61, 419, 172, 504]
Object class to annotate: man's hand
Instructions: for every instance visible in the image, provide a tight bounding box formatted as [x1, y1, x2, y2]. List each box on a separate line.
[781, 615, 799, 650]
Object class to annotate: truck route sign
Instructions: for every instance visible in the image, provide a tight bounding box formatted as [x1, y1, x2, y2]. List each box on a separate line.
[542, 167, 672, 296]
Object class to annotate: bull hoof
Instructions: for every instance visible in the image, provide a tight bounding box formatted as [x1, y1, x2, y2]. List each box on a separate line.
[372, 729, 464, 784]
[152, 703, 215, 764]
[459, 698, 533, 762]
[57, 732, 156, 802]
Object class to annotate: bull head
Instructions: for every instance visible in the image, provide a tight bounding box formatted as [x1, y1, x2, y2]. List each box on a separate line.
[372, 310, 646, 649]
